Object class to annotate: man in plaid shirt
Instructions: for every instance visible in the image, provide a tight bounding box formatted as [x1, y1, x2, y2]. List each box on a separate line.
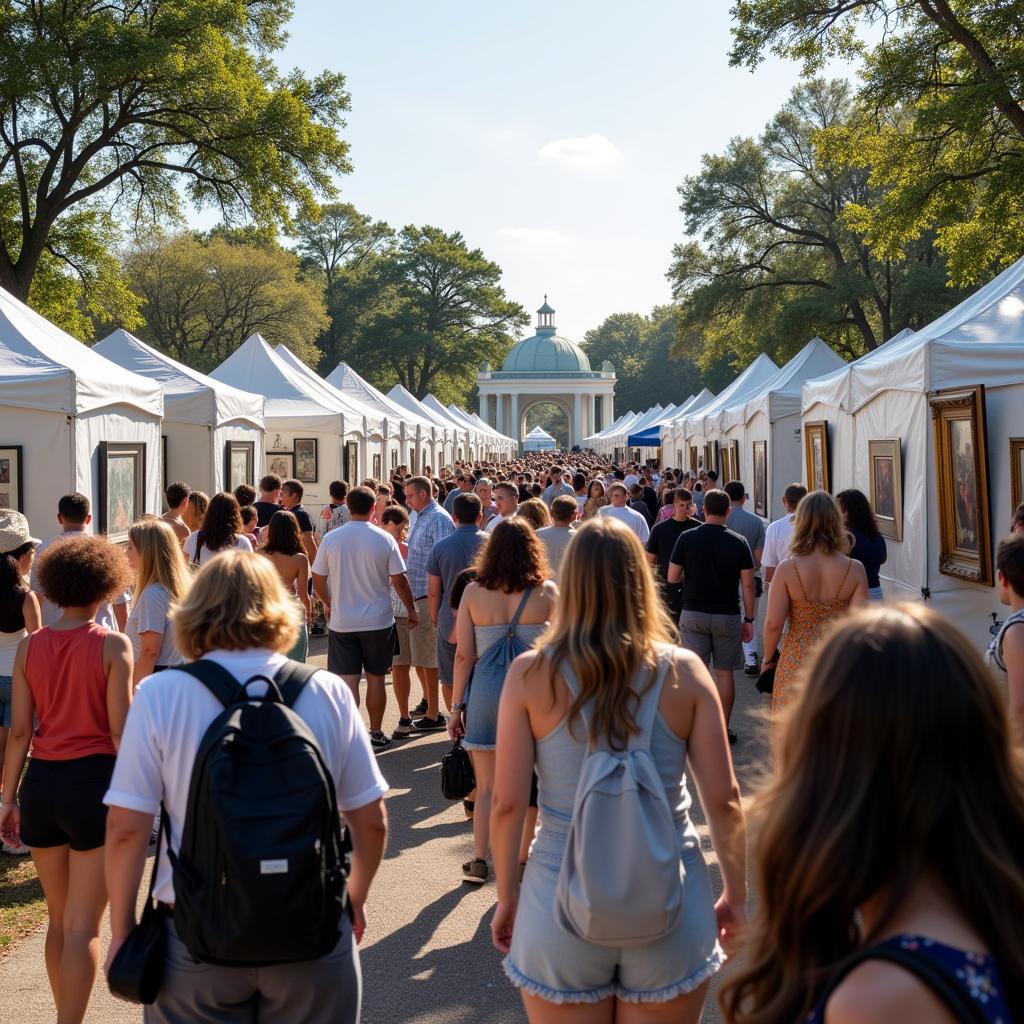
[405, 476, 455, 731]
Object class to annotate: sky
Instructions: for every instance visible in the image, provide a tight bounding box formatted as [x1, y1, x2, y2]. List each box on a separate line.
[268, 1, 825, 343]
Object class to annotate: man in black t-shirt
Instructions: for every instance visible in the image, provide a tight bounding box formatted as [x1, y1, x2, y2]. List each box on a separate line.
[646, 487, 700, 620]
[668, 488, 755, 743]
[280, 478, 318, 562]
[253, 473, 283, 528]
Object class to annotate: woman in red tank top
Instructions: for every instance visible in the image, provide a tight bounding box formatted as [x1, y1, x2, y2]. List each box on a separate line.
[0, 533, 133, 1024]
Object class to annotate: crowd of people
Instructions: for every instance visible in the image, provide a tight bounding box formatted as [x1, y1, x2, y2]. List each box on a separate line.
[0, 449, 1021, 1024]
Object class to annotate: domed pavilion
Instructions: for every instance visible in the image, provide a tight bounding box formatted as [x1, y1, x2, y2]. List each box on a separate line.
[477, 298, 616, 450]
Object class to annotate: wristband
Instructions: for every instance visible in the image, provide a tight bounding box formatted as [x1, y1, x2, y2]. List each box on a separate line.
[451, 702, 467, 712]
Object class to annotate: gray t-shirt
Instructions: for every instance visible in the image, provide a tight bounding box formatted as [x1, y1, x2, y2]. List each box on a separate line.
[727, 504, 767, 573]
[125, 584, 183, 668]
[536, 525, 574, 582]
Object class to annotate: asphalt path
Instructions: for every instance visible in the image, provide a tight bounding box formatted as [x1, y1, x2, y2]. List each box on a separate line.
[0, 635, 772, 1023]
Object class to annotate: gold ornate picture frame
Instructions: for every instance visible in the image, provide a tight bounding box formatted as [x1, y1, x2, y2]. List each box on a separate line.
[868, 439, 903, 542]
[804, 420, 830, 493]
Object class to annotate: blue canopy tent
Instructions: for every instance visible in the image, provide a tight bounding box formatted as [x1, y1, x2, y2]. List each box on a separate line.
[627, 425, 662, 447]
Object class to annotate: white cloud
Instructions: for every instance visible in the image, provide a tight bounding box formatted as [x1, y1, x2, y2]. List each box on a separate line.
[496, 227, 572, 247]
[537, 134, 622, 167]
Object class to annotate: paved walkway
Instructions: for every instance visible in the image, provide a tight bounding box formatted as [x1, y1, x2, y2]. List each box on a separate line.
[0, 637, 770, 1022]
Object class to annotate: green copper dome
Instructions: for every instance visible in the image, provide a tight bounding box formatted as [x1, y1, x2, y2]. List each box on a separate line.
[500, 297, 592, 373]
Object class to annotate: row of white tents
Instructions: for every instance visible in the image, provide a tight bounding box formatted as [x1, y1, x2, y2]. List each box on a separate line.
[586, 255, 1024, 650]
[0, 287, 516, 541]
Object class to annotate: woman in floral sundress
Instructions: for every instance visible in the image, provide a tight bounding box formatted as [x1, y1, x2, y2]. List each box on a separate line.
[761, 491, 868, 714]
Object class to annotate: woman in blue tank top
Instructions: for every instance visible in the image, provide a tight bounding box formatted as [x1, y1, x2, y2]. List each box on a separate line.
[720, 604, 1024, 1024]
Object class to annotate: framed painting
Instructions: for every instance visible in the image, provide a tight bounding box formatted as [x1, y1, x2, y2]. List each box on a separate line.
[225, 440, 255, 492]
[930, 386, 992, 585]
[98, 441, 146, 541]
[727, 440, 740, 482]
[0, 445, 24, 512]
[345, 441, 359, 484]
[804, 420, 831, 493]
[1011, 438, 1024, 516]
[294, 438, 318, 483]
[689, 446, 698, 473]
[868, 439, 903, 543]
[753, 440, 768, 518]
[161, 435, 168, 493]
[267, 452, 294, 481]
[372, 453, 382, 481]
[391, 448, 398, 471]
[266, 432, 290, 453]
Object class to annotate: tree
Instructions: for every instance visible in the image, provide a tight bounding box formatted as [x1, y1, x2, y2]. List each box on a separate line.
[668, 79, 965, 372]
[583, 306, 705, 412]
[123, 232, 327, 372]
[0, 0, 350, 306]
[730, 1, 1024, 283]
[348, 226, 529, 401]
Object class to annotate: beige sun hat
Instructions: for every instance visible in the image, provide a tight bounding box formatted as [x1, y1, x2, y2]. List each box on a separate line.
[0, 509, 41, 555]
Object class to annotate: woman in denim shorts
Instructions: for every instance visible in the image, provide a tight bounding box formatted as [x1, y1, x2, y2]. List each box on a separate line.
[489, 517, 747, 1022]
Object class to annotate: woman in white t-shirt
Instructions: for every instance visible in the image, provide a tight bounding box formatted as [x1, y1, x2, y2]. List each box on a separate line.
[183, 492, 253, 566]
[125, 519, 190, 685]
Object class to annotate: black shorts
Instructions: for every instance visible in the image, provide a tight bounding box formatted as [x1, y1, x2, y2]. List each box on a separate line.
[328, 626, 399, 678]
[19, 754, 116, 851]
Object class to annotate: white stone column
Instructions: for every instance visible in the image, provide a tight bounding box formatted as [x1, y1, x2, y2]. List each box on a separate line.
[573, 392, 582, 448]
[479, 393, 487, 422]
[510, 393, 519, 442]
[495, 393, 505, 433]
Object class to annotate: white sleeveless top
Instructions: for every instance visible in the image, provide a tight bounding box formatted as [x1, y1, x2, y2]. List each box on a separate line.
[0, 624, 26, 675]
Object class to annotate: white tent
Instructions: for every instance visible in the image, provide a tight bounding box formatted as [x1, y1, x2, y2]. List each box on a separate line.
[388, 385, 460, 470]
[802, 255, 1024, 648]
[0, 289, 163, 538]
[95, 330, 265, 496]
[663, 389, 718, 468]
[211, 335, 355, 504]
[719, 338, 846, 519]
[421, 395, 480, 463]
[523, 426, 557, 451]
[465, 410, 516, 461]
[443, 402, 513, 461]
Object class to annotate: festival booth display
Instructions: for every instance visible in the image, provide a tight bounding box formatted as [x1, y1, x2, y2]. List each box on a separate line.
[444, 402, 515, 462]
[719, 339, 846, 520]
[95, 330, 265, 496]
[387, 385, 459, 469]
[421, 395, 483, 465]
[583, 412, 633, 453]
[0, 288, 163, 540]
[677, 354, 780, 476]
[801, 255, 1024, 649]
[211, 335, 356, 506]
[610, 405, 664, 460]
[523, 425, 557, 452]
[626, 403, 686, 456]
[589, 411, 640, 458]
[466, 410, 516, 461]
[326, 361, 436, 474]
[663, 389, 717, 469]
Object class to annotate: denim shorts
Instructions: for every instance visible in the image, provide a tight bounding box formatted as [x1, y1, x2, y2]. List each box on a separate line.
[504, 819, 724, 1003]
[0, 674, 11, 728]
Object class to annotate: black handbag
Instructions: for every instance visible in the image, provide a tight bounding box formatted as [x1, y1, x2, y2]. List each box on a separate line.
[756, 650, 779, 695]
[441, 738, 476, 801]
[107, 810, 167, 1005]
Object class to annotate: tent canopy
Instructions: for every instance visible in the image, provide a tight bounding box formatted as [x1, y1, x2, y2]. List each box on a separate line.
[680, 354, 780, 435]
[387, 384, 456, 437]
[0, 287, 162, 417]
[627, 425, 662, 447]
[95, 330, 263, 428]
[327, 361, 435, 436]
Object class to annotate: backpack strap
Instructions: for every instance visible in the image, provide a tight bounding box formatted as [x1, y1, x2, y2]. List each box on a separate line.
[175, 660, 245, 708]
[507, 588, 533, 635]
[626, 649, 673, 753]
[273, 659, 320, 709]
[819, 944, 987, 1024]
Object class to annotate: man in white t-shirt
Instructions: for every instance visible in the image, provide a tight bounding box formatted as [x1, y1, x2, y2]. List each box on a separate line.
[762, 483, 808, 584]
[599, 482, 651, 542]
[485, 481, 519, 533]
[312, 486, 417, 749]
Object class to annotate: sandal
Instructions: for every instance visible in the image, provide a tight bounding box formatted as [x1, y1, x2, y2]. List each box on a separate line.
[462, 798, 474, 819]
[462, 857, 488, 884]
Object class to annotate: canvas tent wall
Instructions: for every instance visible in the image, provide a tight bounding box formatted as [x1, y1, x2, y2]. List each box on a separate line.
[523, 426, 556, 451]
[387, 385, 460, 469]
[0, 289, 163, 539]
[444, 402, 515, 461]
[211, 335, 353, 506]
[466, 410, 515, 461]
[664, 388, 716, 469]
[95, 330, 265, 497]
[584, 412, 634, 454]
[421, 395, 480, 464]
[802, 256, 1024, 650]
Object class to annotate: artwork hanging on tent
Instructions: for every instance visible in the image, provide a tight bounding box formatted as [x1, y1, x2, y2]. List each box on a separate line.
[930, 385, 992, 586]
[0, 445, 23, 511]
[753, 441, 768, 518]
[345, 441, 359, 485]
[868, 439, 903, 542]
[689, 446, 698, 473]
[726, 440, 740, 483]
[1011, 438, 1024, 515]
[373, 453, 382, 481]
[98, 441, 146, 542]
[294, 438, 318, 482]
[267, 433, 289, 453]
[225, 441, 255, 492]
[267, 452, 293, 481]
[804, 421, 830, 493]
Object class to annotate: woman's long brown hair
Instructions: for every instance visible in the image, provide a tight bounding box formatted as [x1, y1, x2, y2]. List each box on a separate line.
[720, 604, 1024, 1022]
[536, 516, 675, 750]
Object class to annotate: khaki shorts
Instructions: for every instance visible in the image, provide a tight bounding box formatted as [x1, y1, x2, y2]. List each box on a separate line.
[408, 596, 438, 668]
[393, 616, 411, 667]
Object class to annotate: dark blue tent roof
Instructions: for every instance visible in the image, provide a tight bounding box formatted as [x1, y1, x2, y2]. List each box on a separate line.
[627, 425, 662, 447]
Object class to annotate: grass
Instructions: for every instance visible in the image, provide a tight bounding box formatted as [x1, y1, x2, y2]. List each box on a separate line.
[0, 853, 46, 955]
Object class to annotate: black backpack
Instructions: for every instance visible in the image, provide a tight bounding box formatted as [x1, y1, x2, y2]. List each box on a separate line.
[167, 659, 348, 966]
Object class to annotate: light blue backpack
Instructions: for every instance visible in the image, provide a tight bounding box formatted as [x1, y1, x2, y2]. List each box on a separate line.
[554, 651, 684, 947]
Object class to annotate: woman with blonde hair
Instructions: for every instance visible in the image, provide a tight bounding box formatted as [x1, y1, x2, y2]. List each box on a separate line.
[720, 605, 1023, 1023]
[182, 490, 209, 534]
[490, 517, 746, 1023]
[515, 498, 551, 531]
[761, 491, 867, 714]
[125, 519, 190, 685]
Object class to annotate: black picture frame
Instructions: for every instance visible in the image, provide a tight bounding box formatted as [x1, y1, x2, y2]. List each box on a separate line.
[98, 441, 146, 541]
[294, 438, 318, 483]
[345, 441, 359, 485]
[224, 440, 255, 492]
[0, 444, 24, 512]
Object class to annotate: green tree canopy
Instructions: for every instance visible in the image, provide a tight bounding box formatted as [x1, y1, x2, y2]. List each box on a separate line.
[730, 1, 1024, 283]
[123, 231, 327, 372]
[0, 0, 350, 317]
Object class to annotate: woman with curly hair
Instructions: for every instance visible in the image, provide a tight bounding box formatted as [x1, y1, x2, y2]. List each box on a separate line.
[515, 498, 551, 531]
[720, 604, 1023, 1024]
[448, 519, 557, 885]
[183, 491, 253, 565]
[0, 535, 133, 1024]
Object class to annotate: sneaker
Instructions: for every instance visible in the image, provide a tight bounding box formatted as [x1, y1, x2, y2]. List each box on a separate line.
[411, 699, 429, 717]
[727, 729, 738, 745]
[310, 621, 326, 637]
[462, 857, 488, 885]
[411, 714, 447, 733]
[392, 717, 414, 738]
[370, 731, 393, 750]
[2, 841, 29, 855]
